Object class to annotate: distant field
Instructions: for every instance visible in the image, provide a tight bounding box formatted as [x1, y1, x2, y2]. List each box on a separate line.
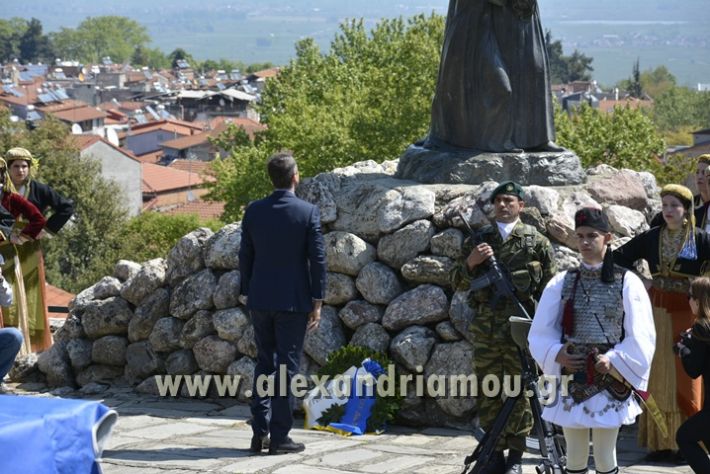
[3, 0, 709, 86]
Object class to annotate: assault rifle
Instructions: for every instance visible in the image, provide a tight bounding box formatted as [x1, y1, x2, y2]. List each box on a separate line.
[456, 211, 567, 474]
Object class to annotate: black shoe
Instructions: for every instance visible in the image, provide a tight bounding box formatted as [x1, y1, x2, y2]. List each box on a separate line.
[249, 435, 269, 453]
[268, 437, 305, 455]
[504, 449, 524, 474]
[645, 449, 673, 463]
[477, 450, 506, 474]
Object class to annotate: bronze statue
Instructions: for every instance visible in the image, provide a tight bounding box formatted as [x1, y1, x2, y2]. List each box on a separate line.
[426, 0, 562, 153]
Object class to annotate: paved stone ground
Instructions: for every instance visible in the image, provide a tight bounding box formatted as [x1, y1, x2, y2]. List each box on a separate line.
[5, 383, 695, 474]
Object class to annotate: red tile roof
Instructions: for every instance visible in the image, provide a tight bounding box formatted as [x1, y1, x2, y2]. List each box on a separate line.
[162, 200, 225, 220]
[142, 162, 207, 193]
[168, 159, 212, 174]
[51, 106, 107, 123]
[251, 67, 280, 79]
[46, 283, 75, 319]
[208, 116, 267, 139]
[133, 150, 164, 164]
[72, 134, 141, 163]
[126, 119, 204, 138]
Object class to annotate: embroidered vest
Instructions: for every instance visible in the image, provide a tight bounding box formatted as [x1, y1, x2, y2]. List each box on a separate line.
[560, 265, 631, 403]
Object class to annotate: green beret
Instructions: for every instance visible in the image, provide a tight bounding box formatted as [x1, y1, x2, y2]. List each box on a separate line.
[490, 181, 524, 202]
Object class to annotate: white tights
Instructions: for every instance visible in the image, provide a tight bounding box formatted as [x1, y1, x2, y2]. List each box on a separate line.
[563, 426, 619, 473]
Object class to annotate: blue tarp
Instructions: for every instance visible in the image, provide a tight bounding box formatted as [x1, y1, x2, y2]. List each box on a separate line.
[0, 395, 117, 474]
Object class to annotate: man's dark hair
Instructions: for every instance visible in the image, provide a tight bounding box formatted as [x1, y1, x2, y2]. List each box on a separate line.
[267, 151, 297, 189]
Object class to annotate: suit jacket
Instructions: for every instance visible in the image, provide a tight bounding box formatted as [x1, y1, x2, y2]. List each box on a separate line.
[239, 189, 326, 313]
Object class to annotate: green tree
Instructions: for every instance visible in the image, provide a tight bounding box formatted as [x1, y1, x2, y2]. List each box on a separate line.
[209, 14, 445, 221]
[168, 48, 195, 69]
[628, 58, 643, 98]
[52, 16, 149, 63]
[0, 18, 27, 63]
[116, 212, 222, 264]
[131, 45, 170, 69]
[545, 31, 593, 83]
[554, 102, 685, 184]
[653, 86, 710, 136]
[19, 18, 54, 63]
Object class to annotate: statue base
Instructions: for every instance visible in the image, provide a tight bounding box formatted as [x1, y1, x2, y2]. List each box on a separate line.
[396, 144, 586, 186]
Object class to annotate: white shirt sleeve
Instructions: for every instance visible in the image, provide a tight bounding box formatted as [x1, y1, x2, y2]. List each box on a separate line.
[604, 271, 656, 391]
[529, 271, 567, 376]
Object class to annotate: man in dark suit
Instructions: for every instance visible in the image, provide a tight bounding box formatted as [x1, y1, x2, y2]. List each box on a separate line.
[239, 151, 326, 455]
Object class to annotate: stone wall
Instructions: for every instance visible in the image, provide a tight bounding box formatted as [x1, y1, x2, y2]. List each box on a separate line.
[30, 159, 659, 427]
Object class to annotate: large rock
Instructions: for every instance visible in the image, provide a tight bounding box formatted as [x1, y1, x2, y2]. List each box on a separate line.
[203, 223, 241, 270]
[546, 214, 578, 249]
[120, 258, 167, 306]
[355, 262, 403, 305]
[390, 325, 437, 372]
[124, 341, 164, 384]
[149, 317, 185, 352]
[114, 260, 141, 282]
[559, 191, 600, 224]
[432, 184, 496, 230]
[400, 255, 455, 287]
[213, 308, 249, 342]
[82, 297, 133, 339]
[193, 335, 237, 373]
[169, 269, 217, 319]
[166, 227, 213, 285]
[37, 342, 74, 387]
[436, 321, 462, 341]
[448, 291, 475, 345]
[128, 288, 170, 342]
[304, 306, 346, 365]
[424, 341, 476, 417]
[227, 357, 257, 402]
[236, 324, 257, 358]
[324, 232, 376, 276]
[330, 177, 436, 241]
[524, 185, 560, 216]
[66, 338, 93, 371]
[69, 285, 97, 314]
[53, 316, 85, 343]
[92, 336, 128, 366]
[382, 285, 449, 331]
[397, 146, 585, 186]
[586, 170, 648, 209]
[296, 178, 338, 224]
[166, 350, 198, 375]
[377, 220, 435, 269]
[76, 364, 123, 387]
[179, 310, 215, 349]
[213, 270, 241, 309]
[430, 228, 464, 259]
[606, 204, 649, 237]
[552, 243, 581, 272]
[349, 323, 390, 354]
[338, 300, 383, 329]
[93, 276, 123, 300]
[324, 272, 358, 306]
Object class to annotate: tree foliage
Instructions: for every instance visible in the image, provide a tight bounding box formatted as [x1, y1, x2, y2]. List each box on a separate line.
[0, 17, 54, 63]
[52, 16, 149, 63]
[545, 31, 594, 83]
[554, 102, 689, 185]
[116, 212, 222, 265]
[210, 14, 445, 221]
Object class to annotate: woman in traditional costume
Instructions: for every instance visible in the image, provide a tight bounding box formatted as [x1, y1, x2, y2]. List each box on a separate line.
[614, 184, 710, 462]
[2, 148, 71, 352]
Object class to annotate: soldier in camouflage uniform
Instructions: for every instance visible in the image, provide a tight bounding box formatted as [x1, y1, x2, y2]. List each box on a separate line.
[451, 181, 557, 474]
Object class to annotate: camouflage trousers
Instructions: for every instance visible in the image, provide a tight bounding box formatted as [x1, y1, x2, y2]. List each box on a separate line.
[471, 302, 533, 452]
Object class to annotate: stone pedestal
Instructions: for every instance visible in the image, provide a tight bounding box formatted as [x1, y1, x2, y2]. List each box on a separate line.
[396, 144, 586, 186]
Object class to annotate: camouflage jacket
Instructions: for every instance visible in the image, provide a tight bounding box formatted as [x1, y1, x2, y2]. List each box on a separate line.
[450, 220, 557, 308]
